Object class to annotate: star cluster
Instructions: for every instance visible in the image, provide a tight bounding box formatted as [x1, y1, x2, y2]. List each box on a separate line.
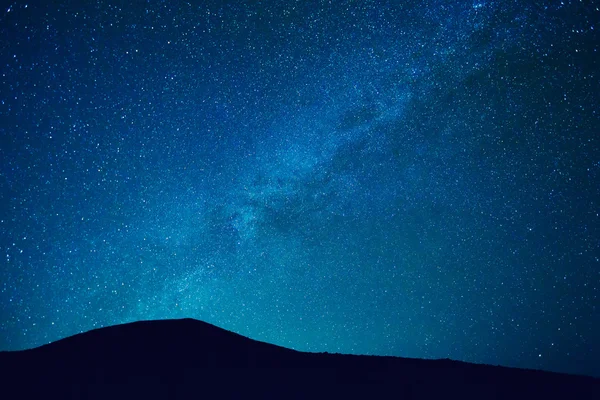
[1, 1, 599, 377]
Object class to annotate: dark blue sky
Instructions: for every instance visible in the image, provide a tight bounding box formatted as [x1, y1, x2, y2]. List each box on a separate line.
[1, 1, 599, 377]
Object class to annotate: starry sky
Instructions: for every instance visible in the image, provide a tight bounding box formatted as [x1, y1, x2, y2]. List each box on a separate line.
[1, 0, 599, 377]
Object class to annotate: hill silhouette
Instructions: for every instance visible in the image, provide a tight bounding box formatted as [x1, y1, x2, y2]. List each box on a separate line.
[0, 318, 598, 399]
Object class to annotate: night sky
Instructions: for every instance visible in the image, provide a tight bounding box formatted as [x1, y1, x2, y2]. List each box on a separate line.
[1, 1, 599, 377]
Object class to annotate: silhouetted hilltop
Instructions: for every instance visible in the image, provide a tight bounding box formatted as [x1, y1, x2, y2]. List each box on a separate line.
[0, 318, 598, 399]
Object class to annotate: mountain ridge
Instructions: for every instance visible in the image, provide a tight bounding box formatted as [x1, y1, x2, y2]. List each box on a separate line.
[1, 318, 598, 399]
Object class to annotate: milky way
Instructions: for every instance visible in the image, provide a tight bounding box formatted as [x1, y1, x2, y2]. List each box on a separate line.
[1, 1, 599, 377]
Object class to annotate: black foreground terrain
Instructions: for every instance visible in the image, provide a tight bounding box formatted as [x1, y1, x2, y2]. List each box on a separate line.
[0, 318, 598, 399]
